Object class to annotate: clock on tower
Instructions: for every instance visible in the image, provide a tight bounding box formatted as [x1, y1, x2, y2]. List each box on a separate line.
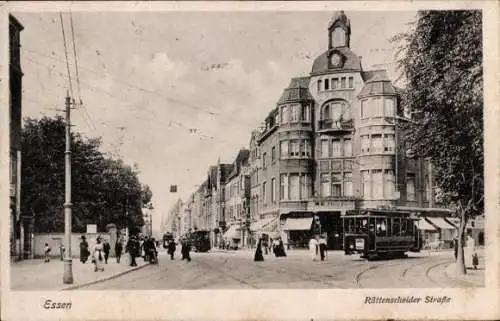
[330, 53, 343, 67]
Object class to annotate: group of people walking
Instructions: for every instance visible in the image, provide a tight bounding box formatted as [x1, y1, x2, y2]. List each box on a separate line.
[166, 237, 192, 262]
[254, 237, 287, 262]
[78, 234, 159, 272]
[309, 234, 328, 261]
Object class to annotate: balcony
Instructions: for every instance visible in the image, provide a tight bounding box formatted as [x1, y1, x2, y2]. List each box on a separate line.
[317, 118, 354, 133]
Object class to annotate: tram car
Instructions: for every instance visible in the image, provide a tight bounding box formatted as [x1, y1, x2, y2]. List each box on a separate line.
[343, 209, 422, 260]
[189, 230, 211, 252]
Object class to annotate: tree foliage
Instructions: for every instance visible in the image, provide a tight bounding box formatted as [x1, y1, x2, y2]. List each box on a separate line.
[21, 116, 151, 234]
[394, 11, 483, 274]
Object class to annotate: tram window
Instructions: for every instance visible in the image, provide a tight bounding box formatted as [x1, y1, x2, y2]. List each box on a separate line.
[369, 217, 376, 234]
[387, 219, 393, 236]
[392, 218, 401, 236]
[375, 218, 387, 236]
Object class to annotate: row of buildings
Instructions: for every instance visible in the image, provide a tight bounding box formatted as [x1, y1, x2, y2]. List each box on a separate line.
[164, 12, 481, 250]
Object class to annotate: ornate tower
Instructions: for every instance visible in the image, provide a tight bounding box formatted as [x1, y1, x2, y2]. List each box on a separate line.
[328, 11, 351, 49]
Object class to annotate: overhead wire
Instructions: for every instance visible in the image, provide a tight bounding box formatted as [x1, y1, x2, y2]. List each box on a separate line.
[58, 12, 74, 99]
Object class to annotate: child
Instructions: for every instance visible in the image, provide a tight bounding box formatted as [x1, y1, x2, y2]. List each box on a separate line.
[44, 243, 51, 262]
[472, 252, 479, 270]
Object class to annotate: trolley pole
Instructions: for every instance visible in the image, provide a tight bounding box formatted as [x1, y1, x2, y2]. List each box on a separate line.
[63, 92, 74, 284]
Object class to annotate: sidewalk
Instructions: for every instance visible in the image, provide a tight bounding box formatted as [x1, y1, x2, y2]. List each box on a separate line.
[444, 248, 485, 287]
[11, 255, 149, 291]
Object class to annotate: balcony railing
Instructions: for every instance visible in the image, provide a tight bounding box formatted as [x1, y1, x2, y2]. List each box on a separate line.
[318, 119, 354, 132]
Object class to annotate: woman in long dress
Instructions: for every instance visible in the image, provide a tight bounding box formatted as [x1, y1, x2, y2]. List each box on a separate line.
[92, 237, 105, 272]
[254, 239, 264, 262]
[309, 237, 319, 261]
[464, 234, 475, 269]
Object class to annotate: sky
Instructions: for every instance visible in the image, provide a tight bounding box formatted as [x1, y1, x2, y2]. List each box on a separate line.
[14, 10, 416, 236]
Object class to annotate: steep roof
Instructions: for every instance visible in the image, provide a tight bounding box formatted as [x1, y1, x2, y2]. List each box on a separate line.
[277, 77, 313, 104]
[358, 69, 398, 97]
[220, 164, 234, 183]
[311, 47, 362, 75]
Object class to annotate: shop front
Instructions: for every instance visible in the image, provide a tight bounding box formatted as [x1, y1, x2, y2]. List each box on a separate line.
[282, 214, 314, 249]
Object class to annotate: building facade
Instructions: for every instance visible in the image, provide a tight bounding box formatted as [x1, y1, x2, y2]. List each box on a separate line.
[176, 11, 448, 250]
[9, 15, 31, 259]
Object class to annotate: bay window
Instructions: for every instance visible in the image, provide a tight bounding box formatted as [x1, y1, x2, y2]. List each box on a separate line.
[372, 170, 383, 199]
[384, 170, 395, 198]
[384, 134, 395, 152]
[290, 140, 300, 157]
[281, 105, 289, 124]
[304, 140, 312, 157]
[280, 174, 288, 200]
[301, 174, 312, 199]
[385, 98, 395, 117]
[372, 134, 383, 153]
[361, 135, 370, 153]
[280, 141, 288, 158]
[289, 174, 300, 200]
[302, 105, 311, 122]
[290, 104, 300, 123]
[361, 170, 370, 198]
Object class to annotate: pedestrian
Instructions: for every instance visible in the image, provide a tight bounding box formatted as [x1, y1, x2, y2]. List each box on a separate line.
[254, 238, 264, 262]
[59, 242, 65, 261]
[103, 239, 111, 264]
[79, 236, 89, 263]
[44, 243, 51, 262]
[181, 238, 191, 262]
[453, 237, 458, 260]
[115, 238, 123, 263]
[464, 232, 475, 269]
[272, 238, 280, 257]
[126, 236, 139, 267]
[319, 235, 327, 261]
[278, 238, 287, 257]
[92, 237, 105, 272]
[309, 236, 319, 261]
[167, 239, 176, 260]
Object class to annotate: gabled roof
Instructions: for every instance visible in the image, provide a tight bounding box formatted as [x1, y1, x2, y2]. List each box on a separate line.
[277, 77, 313, 104]
[311, 47, 362, 75]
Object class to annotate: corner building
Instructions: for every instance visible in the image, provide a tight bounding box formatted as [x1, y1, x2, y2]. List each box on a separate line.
[258, 12, 433, 249]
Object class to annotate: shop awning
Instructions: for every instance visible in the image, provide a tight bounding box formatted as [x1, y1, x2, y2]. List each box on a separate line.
[223, 225, 241, 239]
[250, 217, 276, 232]
[426, 217, 456, 230]
[417, 219, 437, 231]
[283, 217, 313, 231]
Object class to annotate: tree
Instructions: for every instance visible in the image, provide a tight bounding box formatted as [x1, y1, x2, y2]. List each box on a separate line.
[394, 11, 483, 275]
[21, 116, 148, 234]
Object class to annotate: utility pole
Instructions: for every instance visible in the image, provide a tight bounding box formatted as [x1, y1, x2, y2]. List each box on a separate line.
[63, 92, 74, 284]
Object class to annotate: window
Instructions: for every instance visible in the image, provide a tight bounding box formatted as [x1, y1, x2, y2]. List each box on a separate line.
[332, 102, 342, 120]
[262, 181, 267, 204]
[332, 160, 342, 171]
[361, 170, 370, 198]
[332, 140, 342, 157]
[361, 135, 370, 153]
[290, 140, 300, 157]
[372, 170, 383, 199]
[332, 27, 346, 47]
[373, 98, 383, 117]
[280, 141, 288, 158]
[262, 152, 267, 169]
[321, 140, 329, 158]
[271, 178, 276, 203]
[280, 174, 288, 200]
[290, 104, 300, 123]
[331, 173, 342, 197]
[302, 105, 311, 122]
[325, 79, 330, 90]
[302, 174, 312, 199]
[343, 139, 352, 156]
[407, 174, 416, 201]
[320, 160, 330, 171]
[344, 159, 353, 170]
[320, 173, 330, 197]
[344, 172, 353, 196]
[384, 134, 395, 152]
[317, 79, 322, 92]
[332, 78, 339, 89]
[385, 98, 394, 117]
[322, 105, 330, 120]
[361, 99, 367, 118]
[376, 218, 387, 236]
[372, 134, 383, 153]
[289, 174, 300, 200]
[384, 170, 395, 198]
[271, 146, 276, 162]
[348, 77, 354, 88]
[341, 77, 346, 88]
[304, 140, 312, 157]
[281, 105, 289, 124]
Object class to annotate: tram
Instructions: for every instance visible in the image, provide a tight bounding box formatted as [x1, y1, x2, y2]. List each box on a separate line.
[162, 232, 174, 249]
[343, 209, 422, 260]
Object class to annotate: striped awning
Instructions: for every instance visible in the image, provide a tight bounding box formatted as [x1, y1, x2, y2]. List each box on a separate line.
[426, 217, 456, 230]
[417, 219, 437, 231]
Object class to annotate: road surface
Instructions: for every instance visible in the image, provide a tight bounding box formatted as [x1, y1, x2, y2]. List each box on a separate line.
[82, 248, 481, 290]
